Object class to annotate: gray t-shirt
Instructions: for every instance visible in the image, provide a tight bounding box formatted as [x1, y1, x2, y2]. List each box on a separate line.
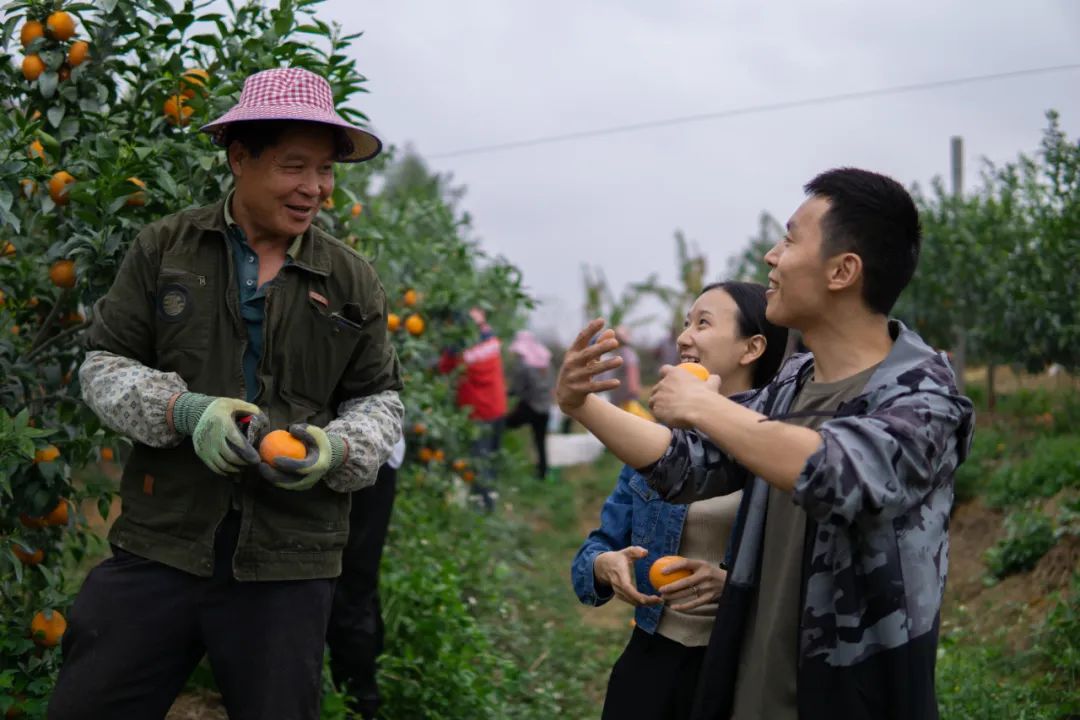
[731, 363, 879, 720]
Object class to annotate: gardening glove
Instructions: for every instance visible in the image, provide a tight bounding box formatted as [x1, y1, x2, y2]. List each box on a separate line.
[173, 393, 264, 475]
[258, 423, 347, 491]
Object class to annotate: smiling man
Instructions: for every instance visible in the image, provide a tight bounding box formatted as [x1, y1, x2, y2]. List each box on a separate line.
[555, 168, 974, 719]
[49, 68, 403, 720]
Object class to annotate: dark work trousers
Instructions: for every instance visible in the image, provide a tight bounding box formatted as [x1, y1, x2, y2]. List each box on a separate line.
[470, 417, 504, 511]
[600, 627, 707, 720]
[48, 510, 335, 720]
[326, 464, 398, 719]
[505, 401, 549, 478]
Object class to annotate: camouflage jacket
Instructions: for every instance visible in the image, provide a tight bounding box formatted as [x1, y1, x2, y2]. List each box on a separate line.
[644, 320, 974, 720]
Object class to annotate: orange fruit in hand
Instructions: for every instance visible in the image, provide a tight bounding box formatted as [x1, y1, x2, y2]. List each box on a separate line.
[404, 314, 424, 336]
[48, 171, 76, 205]
[403, 289, 418, 307]
[163, 95, 193, 126]
[46, 11, 76, 40]
[34, 445, 60, 464]
[676, 362, 710, 381]
[648, 555, 692, 590]
[68, 40, 90, 66]
[22, 55, 45, 82]
[259, 430, 307, 467]
[387, 313, 401, 332]
[12, 543, 44, 565]
[30, 609, 66, 648]
[20, 20, 44, 47]
[49, 259, 77, 289]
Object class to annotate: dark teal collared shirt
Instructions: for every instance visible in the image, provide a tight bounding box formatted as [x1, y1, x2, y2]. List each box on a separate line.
[223, 193, 300, 402]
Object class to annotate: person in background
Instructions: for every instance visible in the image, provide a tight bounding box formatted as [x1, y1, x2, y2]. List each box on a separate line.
[506, 330, 554, 480]
[438, 307, 507, 510]
[571, 282, 787, 720]
[326, 436, 405, 720]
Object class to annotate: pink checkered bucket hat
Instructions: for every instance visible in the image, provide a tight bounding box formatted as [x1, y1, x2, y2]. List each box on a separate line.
[200, 67, 382, 162]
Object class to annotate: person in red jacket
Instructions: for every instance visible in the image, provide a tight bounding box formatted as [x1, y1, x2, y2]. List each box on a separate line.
[438, 307, 507, 510]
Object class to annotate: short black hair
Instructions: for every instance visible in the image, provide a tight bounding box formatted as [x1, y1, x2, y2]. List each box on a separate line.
[222, 120, 352, 161]
[804, 167, 921, 315]
[700, 281, 789, 388]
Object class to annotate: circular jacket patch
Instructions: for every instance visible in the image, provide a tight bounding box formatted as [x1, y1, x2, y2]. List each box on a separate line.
[158, 283, 193, 322]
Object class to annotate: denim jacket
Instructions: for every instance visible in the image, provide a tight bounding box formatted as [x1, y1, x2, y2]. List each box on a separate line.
[571, 464, 686, 633]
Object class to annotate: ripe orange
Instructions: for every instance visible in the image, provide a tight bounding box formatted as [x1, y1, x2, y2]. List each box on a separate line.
[412, 422, 426, 435]
[181, 68, 209, 88]
[258, 429, 307, 467]
[403, 289, 418, 307]
[418, 447, 434, 463]
[125, 176, 147, 206]
[34, 445, 60, 464]
[404, 314, 424, 336]
[44, 499, 70, 527]
[2, 242, 15, 256]
[461, 470, 475, 483]
[10, 326, 20, 336]
[28, 139, 46, 160]
[648, 555, 692, 590]
[49, 259, 77, 289]
[19, 513, 45, 530]
[30, 609, 66, 648]
[163, 95, 193, 126]
[676, 362, 710, 381]
[452, 459, 468, 472]
[48, 170, 75, 205]
[101, 447, 114, 462]
[22, 55, 45, 82]
[387, 313, 401, 332]
[350, 202, 363, 218]
[68, 40, 90, 66]
[433, 449, 445, 462]
[20, 19, 44, 47]
[45, 11, 76, 41]
[12, 543, 44, 566]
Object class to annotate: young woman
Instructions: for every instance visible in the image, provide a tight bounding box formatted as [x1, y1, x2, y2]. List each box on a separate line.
[570, 281, 787, 720]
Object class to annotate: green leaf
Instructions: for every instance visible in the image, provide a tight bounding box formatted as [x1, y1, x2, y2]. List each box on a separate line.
[38, 72, 58, 100]
[47, 105, 65, 129]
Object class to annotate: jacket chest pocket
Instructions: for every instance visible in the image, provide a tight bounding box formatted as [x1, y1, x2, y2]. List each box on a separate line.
[154, 266, 212, 353]
[629, 473, 661, 545]
[282, 297, 365, 408]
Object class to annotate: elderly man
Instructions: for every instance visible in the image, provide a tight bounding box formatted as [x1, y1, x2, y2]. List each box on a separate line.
[49, 67, 403, 720]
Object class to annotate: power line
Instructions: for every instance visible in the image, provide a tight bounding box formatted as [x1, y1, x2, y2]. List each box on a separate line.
[429, 63, 1080, 159]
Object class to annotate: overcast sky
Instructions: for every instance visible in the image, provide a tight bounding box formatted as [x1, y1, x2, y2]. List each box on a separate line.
[320, 0, 1080, 345]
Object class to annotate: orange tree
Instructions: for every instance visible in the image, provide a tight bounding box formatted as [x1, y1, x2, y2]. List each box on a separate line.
[0, 1, 530, 716]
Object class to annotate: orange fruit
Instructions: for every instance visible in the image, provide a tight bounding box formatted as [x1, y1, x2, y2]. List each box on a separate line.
[30, 609, 66, 648]
[68, 40, 90, 66]
[322, 196, 334, 210]
[22, 55, 45, 82]
[125, 176, 147, 207]
[44, 499, 69, 527]
[34, 445, 60, 464]
[20, 20, 44, 47]
[350, 202, 363, 218]
[2, 242, 15, 256]
[18, 513, 45, 530]
[452, 459, 468, 472]
[48, 170, 75, 205]
[462, 470, 475, 483]
[12, 543, 44, 566]
[181, 68, 209, 88]
[11, 326, 20, 336]
[404, 314, 424, 336]
[45, 11, 76, 41]
[101, 447, 114, 462]
[676, 362, 710, 381]
[433, 449, 445, 462]
[19, 179, 37, 197]
[387, 313, 401, 332]
[403, 289, 418, 307]
[49, 259, 77, 289]
[29, 139, 46, 160]
[258, 429, 307, 467]
[64, 311, 85, 326]
[418, 447, 434, 463]
[0, 289, 5, 307]
[412, 422, 426, 435]
[648, 555, 692, 590]
[163, 95, 193, 126]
